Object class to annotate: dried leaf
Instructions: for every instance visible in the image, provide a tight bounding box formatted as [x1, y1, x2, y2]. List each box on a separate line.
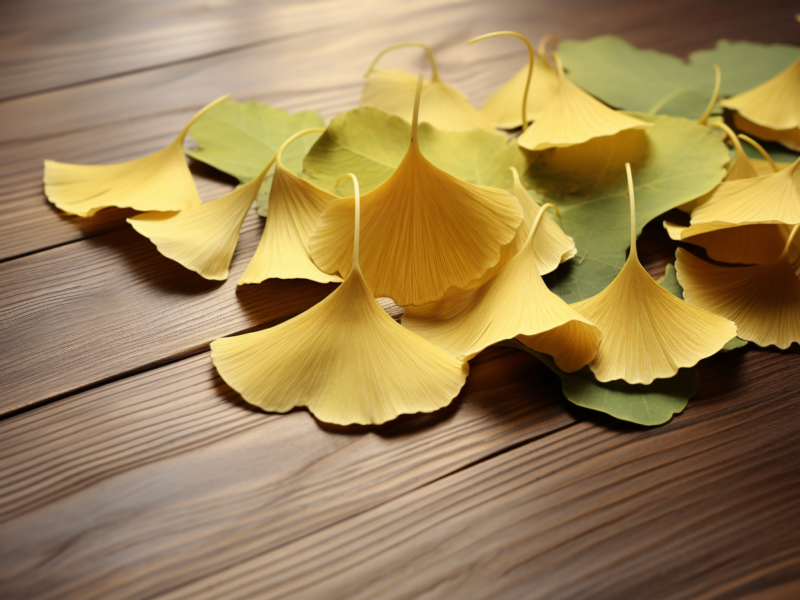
[309, 77, 522, 306]
[240, 129, 341, 285]
[44, 95, 229, 217]
[521, 113, 729, 301]
[211, 175, 468, 426]
[570, 164, 737, 384]
[403, 204, 599, 370]
[360, 43, 492, 132]
[676, 226, 800, 349]
[517, 51, 650, 151]
[128, 152, 271, 281]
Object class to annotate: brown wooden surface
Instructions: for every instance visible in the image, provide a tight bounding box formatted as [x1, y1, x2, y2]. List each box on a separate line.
[0, 1, 799, 598]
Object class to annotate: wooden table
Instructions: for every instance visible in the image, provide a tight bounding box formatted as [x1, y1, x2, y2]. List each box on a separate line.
[1, 1, 799, 598]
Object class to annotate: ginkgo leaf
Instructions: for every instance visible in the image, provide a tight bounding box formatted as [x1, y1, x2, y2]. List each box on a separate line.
[309, 77, 522, 306]
[403, 204, 599, 370]
[676, 226, 800, 349]
[239, 129, 341, 286]
[690, 156, 800, 227]
[302, 106, 529, 197]
[186, 99, 325, 216]
[472, 33, 559, 129]
[521, 113, 729, 302]
[559, 36, 800, 118]
[731, 112, 800, 152]
[360, 43, 493, 132]
[128, 150, 274, 281]
[44, 95, 230, 217]
[463, 167, 575, 289]
[211, 174, 468, 426]
[570, 164, 736, 384]
[517, 51, 649, 151]
[722, 57, 800, 131]
[506, 341, 697, 426]
[665, 221, 800, 265]
[660, 263, 747, 352]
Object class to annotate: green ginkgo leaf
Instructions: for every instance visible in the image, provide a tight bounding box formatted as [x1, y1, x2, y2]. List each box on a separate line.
[522, 113, 729, 302]
[187, 100, 325, 216]
[504, 340, 696, 426]
[302, 107, 529, 197]
[559, 36, 800, 119]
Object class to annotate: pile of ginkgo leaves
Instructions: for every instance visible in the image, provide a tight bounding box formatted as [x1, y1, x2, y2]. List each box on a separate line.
[43, 27, 800, 427]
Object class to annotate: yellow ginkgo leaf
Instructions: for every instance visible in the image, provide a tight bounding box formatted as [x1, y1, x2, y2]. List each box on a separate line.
[571, 163, 736, 384]
[403, 203, 600, 370]
[664, 221, 800, 266]
[310, 76, 523, 307]
[730, 111, 800, 152]
[360, 43, 493, 132]
[128, 146, 274, 281]
[676, 225, 800, 349]
[240, 129, 342, 286]
[516, 50, 650, 151]
[476, 34, 560, 130]
[722, 57, 800, 132]
[463, 166, 575, 290]
[44, 94, 230, 217]
[211, 174, 469, 426]
[690, 155, 800, 228]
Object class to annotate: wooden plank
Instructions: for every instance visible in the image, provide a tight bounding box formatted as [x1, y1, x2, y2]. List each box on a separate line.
[154, 349, 800, 600]
[0, 210, 337, 415]
[0, 0, 796, 262]
[0, 346, 574, 600]
[0, 0, 489, 101]
[0, 347, 795, 599]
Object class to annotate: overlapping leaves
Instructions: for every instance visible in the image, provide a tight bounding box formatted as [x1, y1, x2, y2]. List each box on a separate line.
[560, 36, 800, 118]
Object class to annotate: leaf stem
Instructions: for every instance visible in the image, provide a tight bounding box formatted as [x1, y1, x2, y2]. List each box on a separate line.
[468, 31, 535, 131]
[523, 202, 560, 250]
[697, 64, 720, 125]
[275, 128, 326, 166]
[411, 75, 423, 150]
[780, 224, 799, 261]
[179, 94, 232, 141]
[625, 162, 637, 261]
[365, 43, 439, 82]
[737, 134, 779, 172]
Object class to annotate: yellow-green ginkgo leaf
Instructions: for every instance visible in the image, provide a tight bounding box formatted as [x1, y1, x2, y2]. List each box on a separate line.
[690, 155, 800, 227]
[464, 166, 575, 290]
[722, 57, 800, 132]
[211, 174, 469, 426]
[475, 33, 560, 130]
[128, 146, 274, 281]
[517, 51, 650, 151]
[310, 76, 522, 306]
[240, 128, 341, 286]
[403, 203, 600, 370]
[360, 42, 493, 132]
[571, 164, 736, 384]
[44, 94, 230, 217]
[676, 225, 800, 349]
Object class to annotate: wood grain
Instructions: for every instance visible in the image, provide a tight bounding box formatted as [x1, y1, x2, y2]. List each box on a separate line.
[1, 0, 797, 262]
[0, 347, 796, 599]
[0, 346, 573, 599]
[2, 1, 800, 599]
